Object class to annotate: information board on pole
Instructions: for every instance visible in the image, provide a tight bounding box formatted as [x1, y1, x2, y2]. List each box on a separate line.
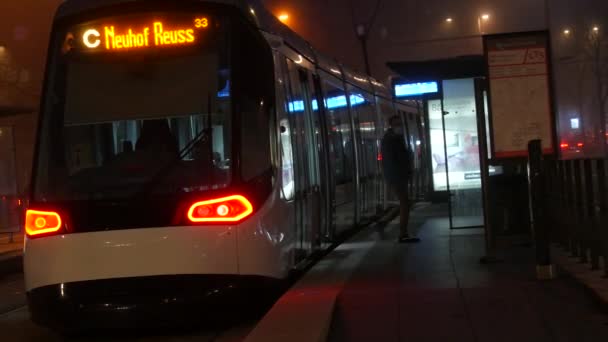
[484, 31, 555, 158]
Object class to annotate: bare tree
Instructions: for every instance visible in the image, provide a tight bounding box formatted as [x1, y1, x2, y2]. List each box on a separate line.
[566, 26, 608, 155]
[0, 56, 39, 106]
[582, 27, 608, 153]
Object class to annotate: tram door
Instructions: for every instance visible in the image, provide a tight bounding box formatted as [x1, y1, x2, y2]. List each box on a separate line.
[308, 74, 331, 247]
[284, 58, 322, 262]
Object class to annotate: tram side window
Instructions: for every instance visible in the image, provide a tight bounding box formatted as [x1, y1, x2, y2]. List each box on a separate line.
[319, 74, 354, 186]
[347, 88, 379, 180]
[274, 53, 295, 201]
[405, 111, 421, 170]
[236, 20, 274, 182]
[415, 114, 427, 170]
[377, 98, 397, 170]
[377, 98, 397, 133]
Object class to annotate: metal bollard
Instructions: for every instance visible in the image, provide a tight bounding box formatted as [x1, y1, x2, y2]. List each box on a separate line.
[584, 159, 599, 270]
[528, 140, 555, 280]
[574, 160, 586, 263]
[565, 160, 578, 257]
[559, 161, 569, 247]
[598, 159, 608, 277]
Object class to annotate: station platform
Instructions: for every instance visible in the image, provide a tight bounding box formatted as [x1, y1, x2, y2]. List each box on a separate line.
[247, 203, 608, 342]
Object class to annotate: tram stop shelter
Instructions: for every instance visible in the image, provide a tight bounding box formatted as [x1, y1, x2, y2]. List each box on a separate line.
[386, 55, 531, 243]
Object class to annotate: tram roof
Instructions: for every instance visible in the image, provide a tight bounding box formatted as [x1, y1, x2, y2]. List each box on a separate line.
[56, 0, 393, 100]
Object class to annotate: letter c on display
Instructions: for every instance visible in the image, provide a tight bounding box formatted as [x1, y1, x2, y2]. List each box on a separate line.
[83, 29, 101, 48]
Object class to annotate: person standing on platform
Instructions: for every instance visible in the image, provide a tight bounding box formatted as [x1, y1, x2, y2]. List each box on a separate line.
[381, 115, 420, 243]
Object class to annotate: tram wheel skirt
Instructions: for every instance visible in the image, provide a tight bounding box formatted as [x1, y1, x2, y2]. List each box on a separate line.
[27, 274, 283, 332]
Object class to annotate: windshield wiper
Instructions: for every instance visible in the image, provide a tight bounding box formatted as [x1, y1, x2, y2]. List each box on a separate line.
[130, 127, 211, 198]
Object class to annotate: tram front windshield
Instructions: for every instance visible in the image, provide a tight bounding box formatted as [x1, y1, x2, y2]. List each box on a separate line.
[34, 12, 240, 201]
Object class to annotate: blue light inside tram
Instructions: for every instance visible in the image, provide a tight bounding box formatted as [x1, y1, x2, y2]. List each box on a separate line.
[288, 94, 366, 113]
[217, 80, 230, 98]
[394, 81, 438, 97]
[289, 100, 305, 112]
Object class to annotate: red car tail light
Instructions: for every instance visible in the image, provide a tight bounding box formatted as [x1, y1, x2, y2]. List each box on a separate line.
[187, 195, 253, 223]
[25, 210, 63, 237]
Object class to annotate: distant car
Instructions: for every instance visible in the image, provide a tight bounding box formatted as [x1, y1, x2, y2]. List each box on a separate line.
[560, 141, 584, 154]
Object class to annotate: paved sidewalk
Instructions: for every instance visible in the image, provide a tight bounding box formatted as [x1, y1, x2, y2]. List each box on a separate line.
[0, 233, 23, 275]
[328, 208, 608, 342]
[0, 233, 23, 255]
[551, 245, 608, 307]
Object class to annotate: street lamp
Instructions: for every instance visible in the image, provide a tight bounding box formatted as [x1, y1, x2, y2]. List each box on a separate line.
[278, 13, 289, 23]
[563, 28, 571, 36]
[0, 45, 6, 62]
[445, 17, 453, 23]
[478, 14, 490, 34]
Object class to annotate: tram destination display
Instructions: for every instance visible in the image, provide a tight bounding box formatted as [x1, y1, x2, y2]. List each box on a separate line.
[63, 14, 213, 53]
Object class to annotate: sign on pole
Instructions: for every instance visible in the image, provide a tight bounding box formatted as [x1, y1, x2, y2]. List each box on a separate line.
[484, 31, 555, 158]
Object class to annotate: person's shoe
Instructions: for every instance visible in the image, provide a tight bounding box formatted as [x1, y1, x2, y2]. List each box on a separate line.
[399, 235, 420, 243]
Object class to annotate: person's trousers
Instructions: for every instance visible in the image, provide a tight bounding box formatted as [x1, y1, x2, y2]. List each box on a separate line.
[389, 181, 410, 237]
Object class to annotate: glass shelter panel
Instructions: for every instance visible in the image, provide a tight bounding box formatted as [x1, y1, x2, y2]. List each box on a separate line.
[428, 99, 448, 192]
[442, 78, 484, 228]
[404, 111, 424, 199]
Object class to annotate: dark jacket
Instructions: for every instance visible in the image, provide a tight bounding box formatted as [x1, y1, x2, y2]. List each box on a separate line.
[381, 129, 411, 185]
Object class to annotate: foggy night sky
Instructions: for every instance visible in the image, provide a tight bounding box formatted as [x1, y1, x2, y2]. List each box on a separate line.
[0, 0, 607, 97]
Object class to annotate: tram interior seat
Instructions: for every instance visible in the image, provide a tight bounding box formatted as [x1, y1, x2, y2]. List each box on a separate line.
[136, 119, 179, 156]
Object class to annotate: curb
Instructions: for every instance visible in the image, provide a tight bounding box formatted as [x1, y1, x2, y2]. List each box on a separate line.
[551, 245, 608, 311]
[244, 210, 398, 342]
[0, 251, 23, 276]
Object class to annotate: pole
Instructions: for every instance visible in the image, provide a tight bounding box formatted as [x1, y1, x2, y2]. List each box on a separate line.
[439, 97, 453, 229]
[358, 34, 372, 76]
[528, 139, 555, 280]
[474, 78, 499, 263]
